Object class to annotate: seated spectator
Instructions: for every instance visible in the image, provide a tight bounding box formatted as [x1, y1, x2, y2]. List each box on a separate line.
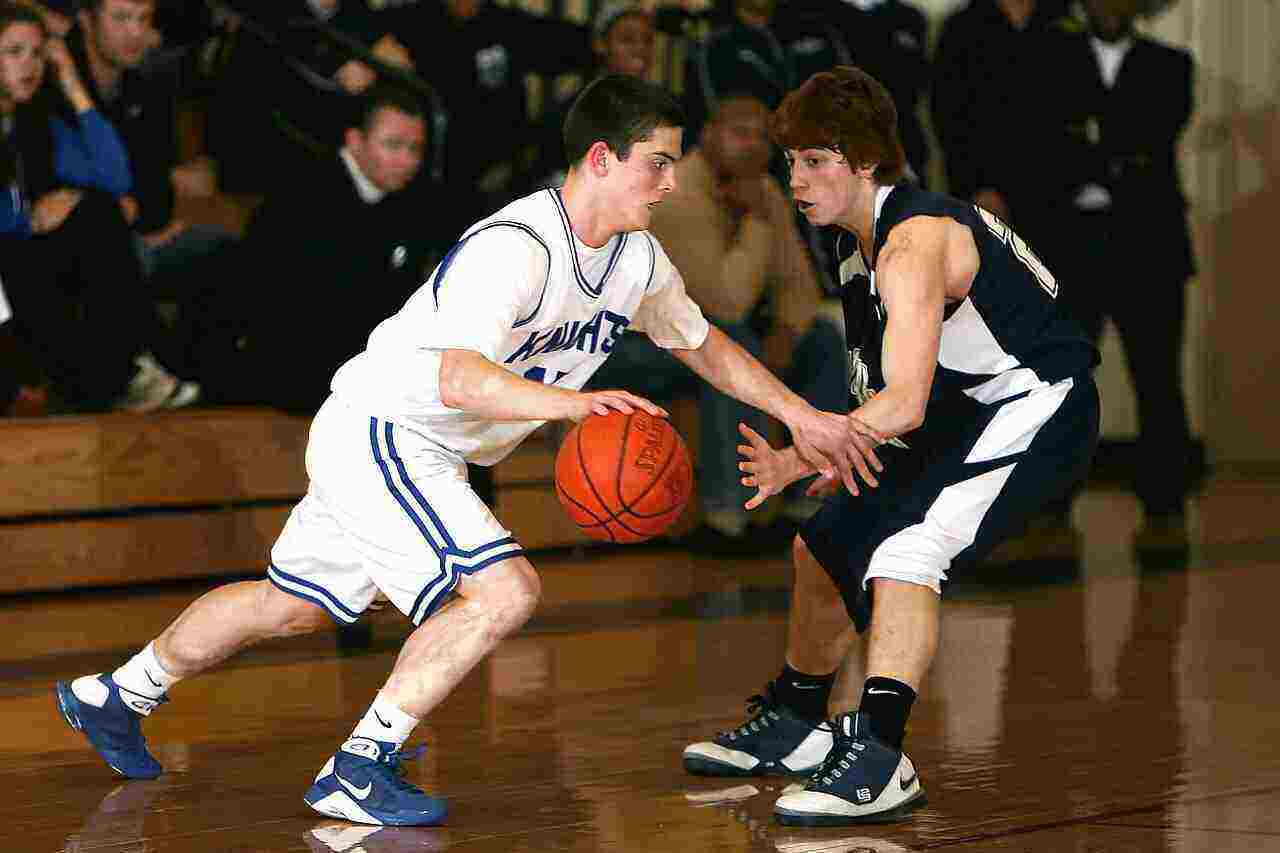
[189, 86, 439, 414]
[590, 95, 846, 552]
[400, 0, 592, 237]
[682, 0, 795, 144]
[0, 1, 197, 411]
[529, 0, 656, 190]
[68, 0, 233, 295]
[209, 0, 416, 193]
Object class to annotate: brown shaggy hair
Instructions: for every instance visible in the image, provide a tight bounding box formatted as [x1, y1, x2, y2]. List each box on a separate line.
[770, 66, 907, 185]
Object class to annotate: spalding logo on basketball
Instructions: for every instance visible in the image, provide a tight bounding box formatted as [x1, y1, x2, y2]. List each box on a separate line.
[554, 411, 693, 543]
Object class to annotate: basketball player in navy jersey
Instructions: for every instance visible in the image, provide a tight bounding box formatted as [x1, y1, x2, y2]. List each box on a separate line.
[683, 66, 1100, 824]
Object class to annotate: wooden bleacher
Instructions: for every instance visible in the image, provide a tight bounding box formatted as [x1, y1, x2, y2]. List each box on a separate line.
[0, 402, 702, 596]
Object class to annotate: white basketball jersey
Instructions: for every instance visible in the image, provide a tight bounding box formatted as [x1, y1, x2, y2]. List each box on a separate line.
[329, 188, 710, 465]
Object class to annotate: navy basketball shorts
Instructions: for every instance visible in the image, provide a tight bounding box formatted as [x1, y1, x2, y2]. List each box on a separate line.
[800, 374, 1100, 632]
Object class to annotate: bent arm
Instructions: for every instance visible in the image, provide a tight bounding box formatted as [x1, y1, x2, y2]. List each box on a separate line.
[438, 349, 588, 422]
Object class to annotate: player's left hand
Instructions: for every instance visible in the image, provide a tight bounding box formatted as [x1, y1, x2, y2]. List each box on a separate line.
[738, 423, 791, 510]
[789, 408, 879, 498]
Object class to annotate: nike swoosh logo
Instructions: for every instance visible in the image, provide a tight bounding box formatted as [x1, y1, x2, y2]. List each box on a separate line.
[335, 773, 373, 800]
[144, 670, 163, 689]
[373, 710, 392, 728]
[900, 771, 918, 791]
[867, 688, 897, 695]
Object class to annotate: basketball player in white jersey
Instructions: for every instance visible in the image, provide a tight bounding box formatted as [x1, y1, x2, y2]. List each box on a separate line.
[54, 75, 874, 826]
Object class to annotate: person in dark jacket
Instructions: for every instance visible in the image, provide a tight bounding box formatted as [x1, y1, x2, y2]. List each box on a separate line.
[0, 1, 196, 411]
[1043, 0, 1197, 537]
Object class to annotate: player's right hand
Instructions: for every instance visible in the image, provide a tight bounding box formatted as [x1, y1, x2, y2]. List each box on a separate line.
[573, 390, 668, 421]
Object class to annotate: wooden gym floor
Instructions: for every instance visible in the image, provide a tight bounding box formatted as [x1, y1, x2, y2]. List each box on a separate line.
[2, 476, 1279, 852]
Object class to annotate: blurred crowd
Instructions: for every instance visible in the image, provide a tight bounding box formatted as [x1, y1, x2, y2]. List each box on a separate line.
[0, 0, 1195, 545]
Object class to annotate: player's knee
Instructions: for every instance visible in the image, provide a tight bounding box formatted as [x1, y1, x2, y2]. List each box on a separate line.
[471, 559, 541, 631]
[792, 536, 842, 605]
[260, 581, 332, 637]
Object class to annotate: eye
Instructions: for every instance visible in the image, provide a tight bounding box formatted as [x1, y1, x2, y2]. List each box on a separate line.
[805, 158, 821, 168]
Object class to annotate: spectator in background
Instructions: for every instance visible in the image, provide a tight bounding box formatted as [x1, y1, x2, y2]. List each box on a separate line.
[68, 0, 233, 293]
[400, 0, 591, 237]
[591, 95, 846, 552]
[1044, 0, 1197, 542]
[0, 1, 197, 411]
[530, 0, 656, 190]
[775, 0, 929, 184]
[931, 0, 1071, 232]
[192, 86, 436, 415]
[683, 0, 794, 143]
[210, 0, 416, 193]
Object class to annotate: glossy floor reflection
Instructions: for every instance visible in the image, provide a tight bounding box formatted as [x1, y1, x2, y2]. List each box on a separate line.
[4, 479, 1280, 851]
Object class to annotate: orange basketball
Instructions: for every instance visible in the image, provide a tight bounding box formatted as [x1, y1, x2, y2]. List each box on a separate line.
[554, 411, 693, 543]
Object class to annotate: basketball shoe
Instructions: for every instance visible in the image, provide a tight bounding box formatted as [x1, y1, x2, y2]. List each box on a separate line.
[684, 683, 833, 776]
[305, 737, 447, 827]
[55, 674, 164, 779]
[773, 712, 924, 825]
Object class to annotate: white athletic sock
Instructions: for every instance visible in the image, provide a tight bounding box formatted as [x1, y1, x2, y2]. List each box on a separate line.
[350, 693, 419, 749]
[110, 642, 180, 716]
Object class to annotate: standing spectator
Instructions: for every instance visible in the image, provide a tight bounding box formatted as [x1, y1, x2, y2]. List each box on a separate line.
[1045, 0, 1197, 541]
[931, 0, 1071, 232]
[591, 95, 847, 551]
[0, 1, 196, 411]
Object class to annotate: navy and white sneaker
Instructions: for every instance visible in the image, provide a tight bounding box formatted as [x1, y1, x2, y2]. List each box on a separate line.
[305, 737, 447, 827]
[55, 674, 164, 779]
[684, 684, 834, 777]
[773, 712, 925, 825]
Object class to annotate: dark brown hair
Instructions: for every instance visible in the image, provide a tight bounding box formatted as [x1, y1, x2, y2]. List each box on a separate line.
[770, 66, 907, 185]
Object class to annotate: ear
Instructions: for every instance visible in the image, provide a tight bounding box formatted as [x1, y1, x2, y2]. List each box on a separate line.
[585, 140, 612, 176]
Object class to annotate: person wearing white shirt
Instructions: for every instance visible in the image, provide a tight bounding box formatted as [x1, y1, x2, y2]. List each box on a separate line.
[54, 74, 872, 827]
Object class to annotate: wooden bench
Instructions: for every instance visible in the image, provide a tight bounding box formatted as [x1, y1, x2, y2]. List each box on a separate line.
[0, 401, 703, 595]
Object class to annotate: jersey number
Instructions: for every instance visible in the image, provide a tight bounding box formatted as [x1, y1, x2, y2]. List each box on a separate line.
[976, 206, 1058, 299]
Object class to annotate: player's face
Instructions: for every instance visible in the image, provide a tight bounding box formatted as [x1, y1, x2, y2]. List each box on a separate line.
[613, 125, 681, 231]
[87, 0, 155, 69]
[786, 147, 859, 226]
[351, 107, 427, 194]
[0, 23, 44, 106]
[599, 14, 654, 78]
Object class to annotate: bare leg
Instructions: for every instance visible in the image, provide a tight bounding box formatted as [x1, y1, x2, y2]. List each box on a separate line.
[155, 580, 333, 677]
[785, 536, 857, 674]
[379, 556, 540, 718]
[830, 578, 939, 713]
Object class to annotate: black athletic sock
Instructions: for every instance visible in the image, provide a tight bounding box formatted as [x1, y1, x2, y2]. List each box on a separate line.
[858, 676, 916, 750]
[773, 664, 836, 724]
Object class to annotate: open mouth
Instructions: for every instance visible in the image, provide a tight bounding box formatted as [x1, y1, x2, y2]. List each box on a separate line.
[797, 200, 814, 212]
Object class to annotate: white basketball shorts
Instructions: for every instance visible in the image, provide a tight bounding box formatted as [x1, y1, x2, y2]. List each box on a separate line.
[268, 395, 524, 625]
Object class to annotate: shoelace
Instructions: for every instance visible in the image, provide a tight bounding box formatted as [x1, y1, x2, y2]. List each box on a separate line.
[808, 732, 866, 788]
[380, 744, 427, 792]
[719, 686, 784, 741]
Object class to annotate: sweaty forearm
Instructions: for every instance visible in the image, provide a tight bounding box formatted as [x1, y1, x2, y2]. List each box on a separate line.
[438, 350, 582, 422]
[674, 325, 809, 424]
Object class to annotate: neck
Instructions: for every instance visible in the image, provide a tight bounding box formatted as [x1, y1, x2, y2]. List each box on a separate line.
[836, 186, 880, 262]
[85, 34, 122, 96]
[0, 98, 13, 118]
[997, 0, 1035, 30]
[558, 169, 618, 249]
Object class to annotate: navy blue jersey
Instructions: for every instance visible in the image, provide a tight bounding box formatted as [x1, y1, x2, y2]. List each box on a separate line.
[837, 183, 1098, 448]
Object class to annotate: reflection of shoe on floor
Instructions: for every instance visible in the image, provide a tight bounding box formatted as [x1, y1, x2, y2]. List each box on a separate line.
[65, 780, 166, 853]
[684, 683, 833, 776]
[773, 832, 920, 852]
[115, 353, 201, 413]
[304, 821, 451, 852]
[773, 712, 924, 826]
[684, 784, 762, 805]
